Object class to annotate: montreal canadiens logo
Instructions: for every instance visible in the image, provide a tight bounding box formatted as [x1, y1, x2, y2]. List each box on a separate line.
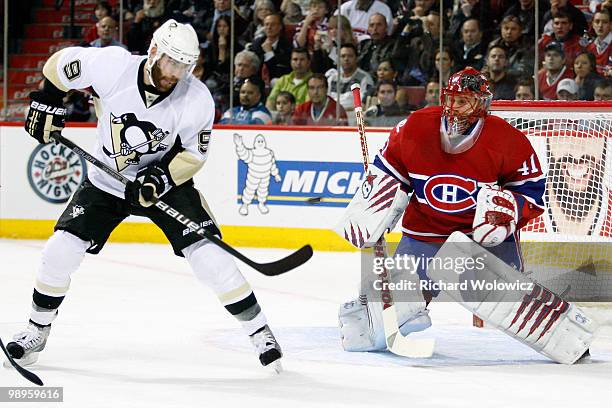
[423, 174, 477, 213]
[27, 143, 87, 203]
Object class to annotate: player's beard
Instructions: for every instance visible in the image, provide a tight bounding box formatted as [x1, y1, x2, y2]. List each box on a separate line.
[151, 62, 177, 93]
[549, 155, 603, 221]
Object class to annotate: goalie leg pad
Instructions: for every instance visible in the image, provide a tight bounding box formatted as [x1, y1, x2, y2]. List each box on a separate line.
[339, 295, 431, 352]
[428, 232, 598, 364]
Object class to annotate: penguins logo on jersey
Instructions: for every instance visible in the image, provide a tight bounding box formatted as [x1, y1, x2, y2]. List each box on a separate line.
[103, 113, 170, 171]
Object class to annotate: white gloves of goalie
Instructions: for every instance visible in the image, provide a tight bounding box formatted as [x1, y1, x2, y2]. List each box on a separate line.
[472, 185, 519, 247]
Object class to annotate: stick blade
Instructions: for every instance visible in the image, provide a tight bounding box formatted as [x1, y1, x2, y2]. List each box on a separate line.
[253, 245, 314, 276]
[0, 339, 44, 386]
[383, 306, 435, 358]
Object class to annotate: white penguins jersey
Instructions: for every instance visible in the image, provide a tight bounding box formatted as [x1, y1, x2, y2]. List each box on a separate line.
[47, 46, 214, 198]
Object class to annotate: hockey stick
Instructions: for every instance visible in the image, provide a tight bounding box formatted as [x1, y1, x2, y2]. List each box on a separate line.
[50, 132, 312, 276]
[0, 337, 43, 386]
[350, 84, 434, 358]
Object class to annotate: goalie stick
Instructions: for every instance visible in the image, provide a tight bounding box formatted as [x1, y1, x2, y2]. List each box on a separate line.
[50, 133, 312, 276]
[350, 84, 434, 358]
[0, 337, 43, 386]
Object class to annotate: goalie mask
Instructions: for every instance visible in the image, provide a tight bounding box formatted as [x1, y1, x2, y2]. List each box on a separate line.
[146, 19, 200, 90]
[440, 67, 492, 154]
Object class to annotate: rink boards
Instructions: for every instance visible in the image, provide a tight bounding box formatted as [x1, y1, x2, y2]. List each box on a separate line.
[0, 124, 396, 251]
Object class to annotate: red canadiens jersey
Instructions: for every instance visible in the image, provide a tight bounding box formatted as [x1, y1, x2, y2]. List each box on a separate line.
[375, 106, 546, 242]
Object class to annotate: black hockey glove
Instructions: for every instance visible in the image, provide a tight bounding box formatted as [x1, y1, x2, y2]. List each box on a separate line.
[125, 164, 170, 207]
[24, 90, 67, 144]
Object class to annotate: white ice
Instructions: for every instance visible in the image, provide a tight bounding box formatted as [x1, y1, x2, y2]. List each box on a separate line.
[1, 239, 612, 408]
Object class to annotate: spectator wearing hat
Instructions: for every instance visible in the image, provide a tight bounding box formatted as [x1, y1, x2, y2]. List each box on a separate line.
[538, 41, 574, 99]
[556, 78, 579, 100]
[538, 10, 584, 69]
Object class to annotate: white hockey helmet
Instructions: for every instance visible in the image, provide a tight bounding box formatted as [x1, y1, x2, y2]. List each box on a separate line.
[147, 19, 200, 83]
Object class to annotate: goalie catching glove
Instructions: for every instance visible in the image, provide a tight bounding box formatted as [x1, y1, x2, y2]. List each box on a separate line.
[334, 165, 409, 248]
[472, 185, 518, 247]
[24, 90, 67, 144]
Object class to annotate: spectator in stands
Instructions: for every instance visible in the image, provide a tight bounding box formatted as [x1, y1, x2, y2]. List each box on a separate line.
[364, 80, 409, 127]
[272, 91, 296, 125]
[573, 50, 604, 100]
[543, 0, 588, 38]
[325, 43, 375, 122]
[538, 41, 574, 99]
[220, 77, 272, 125]
[376, 59, 399, 83]
[293, 0, 329, 53]
[453, 18, 487, 70]
[241, 0, 276, 46]
[250, 13, 292, 82]
[587, 9, 611, 77]
[293, 74, 348, 126]
[449, 0, 491, 43]
[432, 47, 455, 85]
[488, 15, 535, 78]
[503, 0, 548, 42]
[83, 1, 113, 44]
[204, 15, 244, 113]
[514, 77, 536, 100]
[556, 78, 579, 100]
[357, 13, 397, 76]
[311, 15, 357, 73]
[229, 50, 262, 112]
[538, 10, 584, 69]
[90, 16, 126, 48]
[266, 48, 313, 111]
[200, 0, 236, 42]
[421, 79, 441, 107]
[593, 79, 612, 100]
[393, 0, 439, 34]
[336, 0, 394, 40]
[127, 0, 167, 55]
[482, 45, 517, 100]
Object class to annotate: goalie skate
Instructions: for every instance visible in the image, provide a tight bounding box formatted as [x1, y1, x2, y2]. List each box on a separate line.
[250, 325, 282, 373]
[3, 323, 51, 368]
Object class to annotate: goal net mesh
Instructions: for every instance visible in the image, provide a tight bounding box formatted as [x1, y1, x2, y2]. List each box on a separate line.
[492, 106, 611, 306]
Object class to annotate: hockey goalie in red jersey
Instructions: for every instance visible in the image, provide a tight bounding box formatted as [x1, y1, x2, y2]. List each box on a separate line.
[337, 67, 552, 353]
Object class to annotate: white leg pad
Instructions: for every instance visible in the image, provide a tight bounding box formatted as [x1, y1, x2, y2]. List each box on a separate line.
[429, 232, 598, 364]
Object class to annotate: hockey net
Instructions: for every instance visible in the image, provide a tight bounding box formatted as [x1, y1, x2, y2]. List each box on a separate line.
[491, 102, 612, 310]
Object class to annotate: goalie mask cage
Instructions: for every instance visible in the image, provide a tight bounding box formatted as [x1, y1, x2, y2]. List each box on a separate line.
[490, 101, 612, 308]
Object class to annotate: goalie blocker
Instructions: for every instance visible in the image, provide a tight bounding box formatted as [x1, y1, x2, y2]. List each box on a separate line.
[429, 232, 597, 365]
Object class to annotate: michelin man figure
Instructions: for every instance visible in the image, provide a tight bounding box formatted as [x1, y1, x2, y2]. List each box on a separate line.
[234, 133, 281, 215]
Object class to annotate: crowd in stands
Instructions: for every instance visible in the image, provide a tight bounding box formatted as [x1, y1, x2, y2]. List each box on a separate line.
[56, 0, 612, 124]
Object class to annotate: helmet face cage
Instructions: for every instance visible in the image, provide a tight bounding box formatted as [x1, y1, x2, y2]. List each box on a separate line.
[441, 68, 492, 133]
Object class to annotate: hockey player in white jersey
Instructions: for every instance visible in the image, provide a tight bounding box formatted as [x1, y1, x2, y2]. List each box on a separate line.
[8, 20, 282, 372]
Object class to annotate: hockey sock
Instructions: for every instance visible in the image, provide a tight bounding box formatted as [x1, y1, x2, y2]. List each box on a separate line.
[29, 290, 62, 327]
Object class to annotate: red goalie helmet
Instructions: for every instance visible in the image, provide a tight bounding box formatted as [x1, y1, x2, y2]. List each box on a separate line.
[441, 67, 492, 130]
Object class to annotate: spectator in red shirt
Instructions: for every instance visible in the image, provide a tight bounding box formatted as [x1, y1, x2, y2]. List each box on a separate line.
[538, 41, 574, 99]
[293, 74, 348, 126]
[587, 9, 612, 76]
[538, 10, 584, 68]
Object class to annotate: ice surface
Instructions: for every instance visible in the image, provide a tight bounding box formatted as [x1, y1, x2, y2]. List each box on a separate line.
[1, 239, 611, 408]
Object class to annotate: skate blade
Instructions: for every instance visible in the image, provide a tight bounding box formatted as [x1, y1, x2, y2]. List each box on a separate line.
[267, 360, 283, 374]
[3, 352, 39, 369]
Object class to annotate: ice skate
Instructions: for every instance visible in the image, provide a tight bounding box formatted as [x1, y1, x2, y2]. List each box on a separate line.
[3, 323, 51, 368]
[250, 325, 282, 373]
[239, 204, 249, 215]
[257, 202, 269, 214]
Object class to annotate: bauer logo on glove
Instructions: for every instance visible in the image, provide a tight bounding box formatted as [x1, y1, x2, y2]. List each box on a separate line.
[472, 185, 518, 247]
